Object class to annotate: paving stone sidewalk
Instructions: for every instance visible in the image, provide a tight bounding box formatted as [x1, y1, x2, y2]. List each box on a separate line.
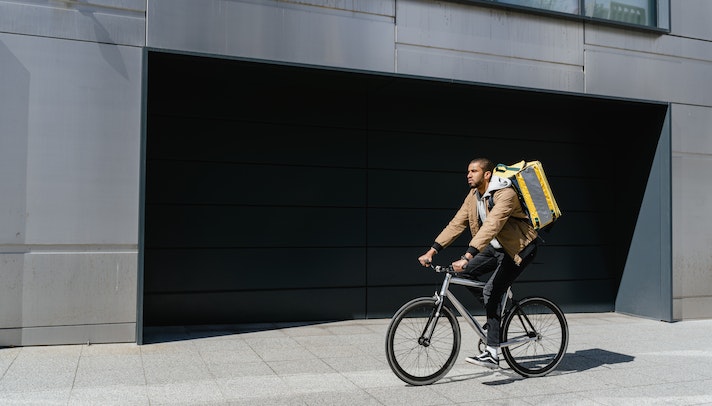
[1, 312, 711, 405]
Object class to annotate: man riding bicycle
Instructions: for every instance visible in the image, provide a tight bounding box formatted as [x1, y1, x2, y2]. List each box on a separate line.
[418, 157, 540, 369]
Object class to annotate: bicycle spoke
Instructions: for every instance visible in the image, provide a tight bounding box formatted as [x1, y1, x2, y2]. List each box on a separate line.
[386, 298, 461, 385]
[501, 297, 568, 377]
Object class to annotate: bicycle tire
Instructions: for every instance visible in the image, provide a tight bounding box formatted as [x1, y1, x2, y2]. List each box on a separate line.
[501, 296, 568, 378]
[385, 297, 461, 385]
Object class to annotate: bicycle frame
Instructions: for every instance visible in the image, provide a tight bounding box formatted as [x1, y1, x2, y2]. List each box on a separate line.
[429, 272, 538, 349]
[386, 264, 569, 384]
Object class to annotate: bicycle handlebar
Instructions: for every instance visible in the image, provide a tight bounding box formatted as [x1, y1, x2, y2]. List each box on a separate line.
[426, 262, 455, 273]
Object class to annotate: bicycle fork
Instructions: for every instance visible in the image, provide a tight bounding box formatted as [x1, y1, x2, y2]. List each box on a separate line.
[417, 273, 455, 346]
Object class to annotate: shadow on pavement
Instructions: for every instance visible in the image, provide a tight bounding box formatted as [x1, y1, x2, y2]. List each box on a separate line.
[451, 348, 635, 386]
[141, 320, 339, 344]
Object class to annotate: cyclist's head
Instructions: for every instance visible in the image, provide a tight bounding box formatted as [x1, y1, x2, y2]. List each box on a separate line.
[470, 158, 494, 174]
[467, 158, 494, 191]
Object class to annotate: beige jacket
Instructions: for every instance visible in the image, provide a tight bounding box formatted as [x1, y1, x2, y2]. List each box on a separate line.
[434, 185, 538, 265]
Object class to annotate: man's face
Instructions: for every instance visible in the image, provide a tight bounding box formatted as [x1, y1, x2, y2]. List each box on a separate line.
[466, 162, 489, 189]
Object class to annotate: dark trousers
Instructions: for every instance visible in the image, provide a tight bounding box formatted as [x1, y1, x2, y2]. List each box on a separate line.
[462, 242, 538, 347]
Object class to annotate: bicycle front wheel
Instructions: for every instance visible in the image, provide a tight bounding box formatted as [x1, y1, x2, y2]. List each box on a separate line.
[501, 297, 568, 378]
[385, 297, 461, 386]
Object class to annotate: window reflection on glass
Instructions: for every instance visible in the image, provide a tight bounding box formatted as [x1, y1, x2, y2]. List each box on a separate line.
[480, 0, 665, 29]
[584, 0, 654, 26]
[496, 0, 580, 14]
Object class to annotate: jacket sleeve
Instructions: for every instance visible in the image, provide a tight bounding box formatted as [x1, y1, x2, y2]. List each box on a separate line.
[469, 188, 518, 251]
[433, 192, 472, 250]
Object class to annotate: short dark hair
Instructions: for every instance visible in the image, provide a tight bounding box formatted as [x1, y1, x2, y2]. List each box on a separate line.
[471, 158, 495, 173]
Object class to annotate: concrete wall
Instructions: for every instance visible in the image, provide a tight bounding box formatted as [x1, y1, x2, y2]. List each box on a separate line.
[0, 0, 145, 345]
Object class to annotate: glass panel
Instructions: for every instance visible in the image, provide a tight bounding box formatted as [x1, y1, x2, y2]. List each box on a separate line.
[496, 0, 581, 14]
[657, 0, 669, 30]
[583, 0, 656, 27]
[473, 0, 669, 30]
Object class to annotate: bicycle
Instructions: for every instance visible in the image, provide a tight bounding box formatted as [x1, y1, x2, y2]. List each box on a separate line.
[385, 263, 568, 385]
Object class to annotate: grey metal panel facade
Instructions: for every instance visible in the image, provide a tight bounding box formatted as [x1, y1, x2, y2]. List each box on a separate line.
[583, 1, 712, 320]
[1, 252, 138, 346]
[670, 0, 712, 41]
[1, 34, 143, 245]
[671, 103, 712, 320]
[2, 0, 711, 346]
[667, 0, 712, 320]
[0, 29, 143, 345]
[146, 0, 395, 72]
[584, 28, 712, 106]
[0, 0, 146, 46]
[395, 0, 585, 92]
[616, 109, 672, 321]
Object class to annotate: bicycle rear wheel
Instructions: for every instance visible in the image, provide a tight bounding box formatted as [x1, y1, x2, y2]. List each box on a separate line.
[385, 297, 461, 386]
[501, 297, 568, 378]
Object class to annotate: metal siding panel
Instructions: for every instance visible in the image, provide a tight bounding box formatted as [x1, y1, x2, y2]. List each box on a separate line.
[147, 119, 368, 167]
[670, 103, 712, 318]
[0, 38, 29, 245]
[616, 109, 672, 321]
[277, 0, 394, 16]
[147, 0, 395, 72]
[21, 252, 138, 327]
[395, 0, 584, 92]
[396, 44, 584, 93]
[143, 288, 367, 325]
[670, 0, 712, 41]
[0, 32, 142, 346]
[671, 104, 712, 155]
[146, 52, 375, 128]
[366, 246, 610, 286]
[397, 0, 584, 66]
[673, 297, 712, 320]
[0, 0, 145, 46]
[368, 170, 466, 209]
[585, 25, 712, 62]
[0, 33, 142, 244]
[0, 323, 136, 346]
[145, 206, 367, 248]
[584, 33, 712, 105]
[672, 155, 712, 305]
[0, 254, 23, 330]
[148, 162, 367, 206]
[368, 279, 617, 320]
[367, 208, 603, 247]
[144, 248, 366, 292]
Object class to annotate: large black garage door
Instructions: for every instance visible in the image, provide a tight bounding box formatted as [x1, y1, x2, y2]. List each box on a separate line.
[141, 50, 668, 327]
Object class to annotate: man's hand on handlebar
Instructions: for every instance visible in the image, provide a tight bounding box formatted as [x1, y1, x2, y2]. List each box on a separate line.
[417, 253, 433, 267]
[418, 249, 468, 273]
[452, 257, 468, 272]
[418, 247, 439, 267]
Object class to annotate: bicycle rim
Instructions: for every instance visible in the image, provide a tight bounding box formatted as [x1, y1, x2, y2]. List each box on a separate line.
[501, 297, 568, 377]
[385, 298, 461, 385]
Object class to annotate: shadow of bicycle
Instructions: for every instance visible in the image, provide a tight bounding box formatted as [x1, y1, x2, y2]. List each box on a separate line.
[556, 348, 635, 373]
[441, 348, 635, 386]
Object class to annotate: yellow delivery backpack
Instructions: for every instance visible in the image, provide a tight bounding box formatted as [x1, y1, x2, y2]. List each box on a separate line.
[492, 160, 562, 231]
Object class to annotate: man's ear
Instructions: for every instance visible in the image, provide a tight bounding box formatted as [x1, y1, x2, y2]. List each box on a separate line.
[484, 170, 492, 181]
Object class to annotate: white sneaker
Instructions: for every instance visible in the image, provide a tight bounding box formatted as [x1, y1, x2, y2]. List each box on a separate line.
[465, 351, 500, 369]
